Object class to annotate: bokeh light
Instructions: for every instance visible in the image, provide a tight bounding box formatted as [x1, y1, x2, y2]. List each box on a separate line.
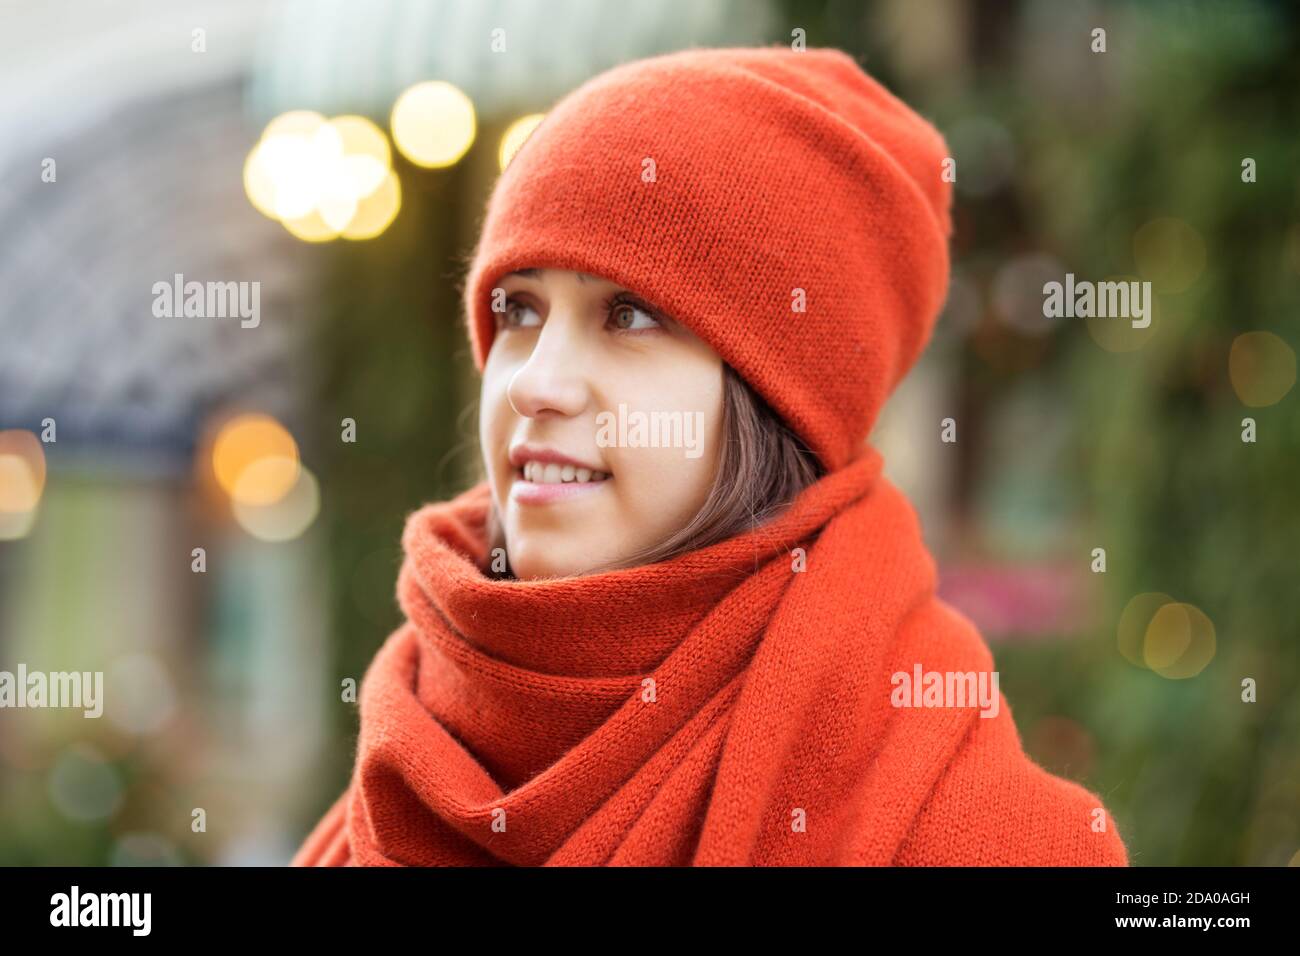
[341, 170, 401, 240]
[0, 429, 46, 540]
[245, 112, 328, 222]
[499, 113, 546, 170]
[210, 413, 300, 507]
[1229, 331, 1296, 407]
[242, 144, 282, 220]
[1117, 591, 1175, 667]
[262, 109, 328, 141]
[232, 464, 320, 542]
[391, 81, 476, 168]
[281, 208, 339, 243]
[328, 115, 391, 195]
[233, 455, 301, 507]
[1143, 602, 1216, 679]
[243, 111, 398, 241]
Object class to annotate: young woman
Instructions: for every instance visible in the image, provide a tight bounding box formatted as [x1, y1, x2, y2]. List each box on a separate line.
[292, 46, 1129, 866]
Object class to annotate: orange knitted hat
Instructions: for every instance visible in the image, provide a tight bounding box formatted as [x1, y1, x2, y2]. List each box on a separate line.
[463, 46, 954, 472]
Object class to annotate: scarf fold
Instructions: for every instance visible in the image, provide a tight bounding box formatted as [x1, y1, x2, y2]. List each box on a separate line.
[292, 445, 1129, 866]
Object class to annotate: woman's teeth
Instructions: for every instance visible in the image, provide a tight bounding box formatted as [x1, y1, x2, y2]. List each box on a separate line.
[521, 461, 610, 484]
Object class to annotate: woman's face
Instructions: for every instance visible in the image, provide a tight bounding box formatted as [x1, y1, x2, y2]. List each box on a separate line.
[480, 268, 724, 578]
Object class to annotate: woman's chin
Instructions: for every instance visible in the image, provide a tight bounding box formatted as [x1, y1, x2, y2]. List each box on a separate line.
[505, 536, 622, 580]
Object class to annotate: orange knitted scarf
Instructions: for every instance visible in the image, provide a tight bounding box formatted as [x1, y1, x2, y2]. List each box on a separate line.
[291, 445, 1128, 866]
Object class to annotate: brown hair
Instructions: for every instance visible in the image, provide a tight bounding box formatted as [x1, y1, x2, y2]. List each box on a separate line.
[483, 363, 825, 576]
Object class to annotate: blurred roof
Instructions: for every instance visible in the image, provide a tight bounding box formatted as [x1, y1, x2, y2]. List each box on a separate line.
[246, 0, 775, 121]
[0, 1, 308, 474]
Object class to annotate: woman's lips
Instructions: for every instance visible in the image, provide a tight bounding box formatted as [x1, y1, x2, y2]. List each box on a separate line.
[510, 474, 611, 505]
[508, 457, 612, 506]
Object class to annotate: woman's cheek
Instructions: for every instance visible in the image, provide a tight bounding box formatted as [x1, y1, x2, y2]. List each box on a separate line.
[479, 362, 515, 494]
[610, 380, 720, 525]
[618, 444, 712, 531]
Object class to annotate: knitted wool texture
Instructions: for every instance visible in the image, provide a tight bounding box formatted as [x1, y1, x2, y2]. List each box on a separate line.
[293, 446, 1129, 865]
[292, 47, 1130, 866]
[462, 46, 954, 471]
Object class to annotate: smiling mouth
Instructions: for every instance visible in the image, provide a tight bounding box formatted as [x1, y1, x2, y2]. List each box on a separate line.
[517, 461, 611, 484]
[510, 460, 612, 505]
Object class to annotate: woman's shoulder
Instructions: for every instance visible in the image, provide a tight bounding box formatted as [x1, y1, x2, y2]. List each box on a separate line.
[892, 698, 1130, 866]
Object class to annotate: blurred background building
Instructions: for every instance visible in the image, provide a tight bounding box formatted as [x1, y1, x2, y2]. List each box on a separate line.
[0, 0, 1297, 865]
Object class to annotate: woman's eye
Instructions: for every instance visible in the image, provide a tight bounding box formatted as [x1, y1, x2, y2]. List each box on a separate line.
[609, 302, 660, 332]
[501, 299, 541, 329]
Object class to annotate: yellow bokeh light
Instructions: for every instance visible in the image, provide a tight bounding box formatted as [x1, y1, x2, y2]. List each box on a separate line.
[253, 133, 322, 221]
[243, 110, 400, 241]
[391, 81, 476, 169]
[1117, 592, 1174, 667]
[261, 110, 326, 141]
[0, 430, 46, 541]
[0, 455, 40, 513]
[317, 191, 359, 232]
[499, 113, 546, 170]
[328, 115, 391, 196]
[281, 208, 340, 243]
[1143, 607, 1192, 670]
[1229, 331, 1296, 407]
[0, 429, 45, 511]
[211, 414, 300, 506]
[342, 170, 401, 240]
[232, 456, 301, 508]
[1143, 602, 1216, 679]
[243, 141, 279, 219]
[232, 465, 320, 542]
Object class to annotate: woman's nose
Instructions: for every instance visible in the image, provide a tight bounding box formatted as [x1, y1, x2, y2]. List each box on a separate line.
[505, 318, 590, 420]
